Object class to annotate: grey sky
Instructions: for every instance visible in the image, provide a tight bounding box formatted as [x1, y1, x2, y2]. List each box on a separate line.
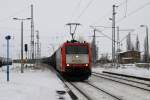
[0, 0, 150, 59]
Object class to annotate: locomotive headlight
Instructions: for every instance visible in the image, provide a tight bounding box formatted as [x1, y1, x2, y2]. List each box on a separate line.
[85, 64, 88, 66]
[76, 55, 79, 58]
[67, 64, 70, 66]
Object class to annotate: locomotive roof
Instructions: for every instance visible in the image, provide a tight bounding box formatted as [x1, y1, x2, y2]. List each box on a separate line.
[63, 40, 89, 45]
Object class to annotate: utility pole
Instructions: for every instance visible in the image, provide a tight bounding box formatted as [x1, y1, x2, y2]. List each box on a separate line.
[35, 42, 37, 60]
[21, 21, 23, 72]
[146, 27, 149, 63]
[117, 26, 120, 67]
[31, 4, 35, 63]
[39, 43, 41, 58]
[92, 29, 97, 64]
[117, 27, 120, 52]
[112, 5, 117, 67]
[89, 27, 107, 64]
[36, 30, 40, 59]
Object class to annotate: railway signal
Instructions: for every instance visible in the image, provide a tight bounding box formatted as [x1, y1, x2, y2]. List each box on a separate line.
[24, 44, 28, 64]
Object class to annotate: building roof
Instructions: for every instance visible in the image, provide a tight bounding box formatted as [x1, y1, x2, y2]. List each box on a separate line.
[122, 57, 134, 60]
[118, 50, 140, 54]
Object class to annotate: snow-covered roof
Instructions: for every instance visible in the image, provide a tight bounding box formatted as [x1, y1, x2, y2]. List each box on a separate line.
[118, 50, 140, 54]
[122, 57, 134, 60]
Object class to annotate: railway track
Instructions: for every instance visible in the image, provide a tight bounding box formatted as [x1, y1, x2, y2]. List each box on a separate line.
[84, 82, 122, 100]
[54, 67, 122, 100]
[69, 82, 93, 100]
[94, 71, 150, 86]
[92, 72, 150, 92]
[70, 81, 123, 100]
[59, 71, 150, 100]
[51, 65, 150, 100]
[59, 75, 122, 100]
[103, 71, 150, 81]
[53, 67, 90, 100]
[90, 72, 150, 100]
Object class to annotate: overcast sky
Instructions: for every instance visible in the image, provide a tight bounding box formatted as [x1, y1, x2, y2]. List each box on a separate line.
[0, 0, 150, 59]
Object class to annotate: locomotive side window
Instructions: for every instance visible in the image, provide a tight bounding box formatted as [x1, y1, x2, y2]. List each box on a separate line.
[66, 46, 88, 54]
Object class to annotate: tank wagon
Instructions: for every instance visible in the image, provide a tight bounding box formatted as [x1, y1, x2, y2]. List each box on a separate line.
[50, 40, 92, 80]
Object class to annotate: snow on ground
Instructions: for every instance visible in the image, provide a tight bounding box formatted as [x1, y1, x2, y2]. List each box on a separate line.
[92, 64, 150, 78]
[0, 63, 71, 100]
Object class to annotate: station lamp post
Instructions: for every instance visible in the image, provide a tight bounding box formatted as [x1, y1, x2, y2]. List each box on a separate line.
[140, 25, 149, 63]
[13, 17, 31, 73]
[5, 35, 11, 82]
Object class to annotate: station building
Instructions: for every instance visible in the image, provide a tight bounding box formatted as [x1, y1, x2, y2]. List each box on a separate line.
[118, 50, 141, 64]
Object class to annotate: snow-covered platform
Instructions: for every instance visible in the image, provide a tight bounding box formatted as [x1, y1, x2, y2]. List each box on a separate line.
[0, 64, 71, 100]
[93, 64, 150, 78]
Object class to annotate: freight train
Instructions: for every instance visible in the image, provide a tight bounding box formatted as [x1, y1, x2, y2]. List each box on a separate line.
[50, 40, 92, 80]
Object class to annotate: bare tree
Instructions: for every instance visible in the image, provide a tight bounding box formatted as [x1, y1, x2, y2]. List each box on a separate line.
[91, 35, 97, 64]
[126, 33, 132, 51]
[144, 37, 147, 62]
[135, 35, 140, 51]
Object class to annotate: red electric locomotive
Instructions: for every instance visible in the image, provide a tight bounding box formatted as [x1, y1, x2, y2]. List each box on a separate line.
[50, 40, 92, 80]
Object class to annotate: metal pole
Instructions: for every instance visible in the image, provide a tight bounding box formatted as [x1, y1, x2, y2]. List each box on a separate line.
[7, 39, 9, 81]
[5, 35, 11, 82]
[146, 26, 149, 62]
[112, 5, 116, 67]
[31, 4, 34, 62]
[21, 21, 24, 73]
[34, 43, 36, 60]
[93, 29, 96, 64]
[36, 30, 40, 60]
[117, 26, 120, 68]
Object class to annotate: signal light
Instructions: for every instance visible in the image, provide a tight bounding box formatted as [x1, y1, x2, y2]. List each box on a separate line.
[25, 44, 28, 52]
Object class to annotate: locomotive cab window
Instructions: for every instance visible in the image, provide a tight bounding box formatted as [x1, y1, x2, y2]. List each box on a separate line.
[66, 46, 88, 54]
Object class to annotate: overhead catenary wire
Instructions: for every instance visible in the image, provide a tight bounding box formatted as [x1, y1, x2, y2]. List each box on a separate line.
[90, 26, 116, 42]
[91, 10, 112, 26]
[0, 6, 30, 23]
[93, 1, 150, 33]
[91, 0, 130, 26]
[70, 0, 83, 22]
[91, 0, 150, 39]
[117, 0, 129, 7]
[117, 1, 150, 23]
[74, 0, 129, 34]
[124, 0, 128, 17]
[75, 0, 95, 21]
[0, 27, 30, 32]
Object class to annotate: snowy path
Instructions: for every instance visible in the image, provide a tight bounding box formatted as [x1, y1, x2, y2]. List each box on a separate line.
[0, 64, 71, 100]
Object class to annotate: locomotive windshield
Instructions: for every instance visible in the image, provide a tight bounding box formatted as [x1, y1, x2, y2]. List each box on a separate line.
[66, 46, 88, 54]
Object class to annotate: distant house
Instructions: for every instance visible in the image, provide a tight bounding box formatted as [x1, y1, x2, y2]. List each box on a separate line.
[118, 50, 141, 64]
